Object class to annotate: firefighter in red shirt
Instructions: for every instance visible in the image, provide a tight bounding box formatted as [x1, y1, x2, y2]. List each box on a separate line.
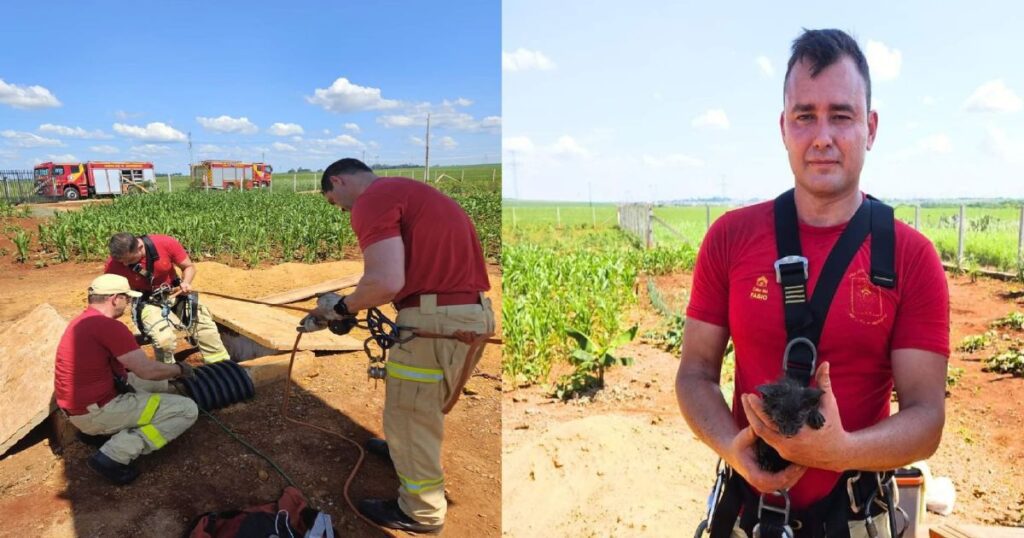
[676, 29, 949, 537]
[105, 232, 231, 365]
[302, 158, 494, 534]
[55, 274, 198, 485]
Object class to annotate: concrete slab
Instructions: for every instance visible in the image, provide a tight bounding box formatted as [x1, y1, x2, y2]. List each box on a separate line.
[0, 304, 68, 455]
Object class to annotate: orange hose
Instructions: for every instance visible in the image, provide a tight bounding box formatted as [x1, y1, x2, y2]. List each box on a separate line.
[281, 332, 396, 537]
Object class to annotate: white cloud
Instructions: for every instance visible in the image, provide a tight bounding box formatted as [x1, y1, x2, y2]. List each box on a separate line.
[322, 129, 330, 135]
[1, 130, 64, 147]
[756, 55, 774, 77]
[325, 134, 363, 147]
[439, 136, 458, 150]
[409, 136, 425, 147]
[197, 144, 224, 153]
[480, 116, 502, 129]
[642, 153, 705, 168]
[39, 123, 111, 139]
[0, 78, 61, 109]
[89, 144, 119, 154]
[344, 122, 360, 133]
[550, 135, 590, 158]
[986, 127, 1024, 164]
[268, 122, 304, 136]
[692, 109, 730, 130]
[866, 40, 902, 82]
[114, 110, 141, 120]
[964, 80, 1022, 113]
[918, 133, 952, 154]
[129, 144, 174, 156]
[503, 136, 535, 154]
[113, 122, 187, 142]
[42, 153, 77, 162]
[453, 97, 473, 107]
[502, 48, 556, 72]
[378, 101, 501, 133]
[272, 142, 297, 152]
[306, 78, 400, 113]
[197, 115, 258, 134]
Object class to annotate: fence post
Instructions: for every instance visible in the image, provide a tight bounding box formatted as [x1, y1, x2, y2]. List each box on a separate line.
[461, 169, 464, 181]
[914, 205, 920, 230]
[1018, 205, 1024, 269]
[957, 204, 966, 268]
[492, 168, 496, 185]
[167, 174, 172, 192]
[591, 204, 596, 227]
[646, 204, 654, 249]
[293, 173, 297, 192]
[556, 206, 561, 228]
[706, 204, 711, 230]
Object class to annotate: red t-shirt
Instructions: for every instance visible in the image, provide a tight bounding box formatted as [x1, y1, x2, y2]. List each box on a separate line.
[104, 234, 188, 292]
[350, 177, 490, 302]
[54, 307, 137, 412]
[686, 197, 949, 509]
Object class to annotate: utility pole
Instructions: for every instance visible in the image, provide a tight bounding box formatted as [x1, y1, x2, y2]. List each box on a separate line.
[424, 113, 431, 182]
[188, 131, 194, 184]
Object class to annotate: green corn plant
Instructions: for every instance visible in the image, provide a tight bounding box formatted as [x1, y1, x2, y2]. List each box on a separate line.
[11, 229, 30, 263]
[553, 325, 637, 400]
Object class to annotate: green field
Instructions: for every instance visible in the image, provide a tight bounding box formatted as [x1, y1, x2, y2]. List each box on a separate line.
[152, 164, 501, 194]
[7, 170, 500, 268]
[505, 200, 1024, 273]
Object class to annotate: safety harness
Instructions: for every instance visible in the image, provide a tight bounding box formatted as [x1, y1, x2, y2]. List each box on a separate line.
[699, 189, 907, 538]
[127, 235, 198, 344]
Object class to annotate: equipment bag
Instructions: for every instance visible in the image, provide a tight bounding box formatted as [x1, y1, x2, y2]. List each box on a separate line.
[186, 486, 335, 538]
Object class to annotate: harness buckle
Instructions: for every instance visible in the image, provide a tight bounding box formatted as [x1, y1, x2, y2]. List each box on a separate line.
[782, 336, 817, 378]
[774, 255, 808, 284]
[752, 490, 793, 538]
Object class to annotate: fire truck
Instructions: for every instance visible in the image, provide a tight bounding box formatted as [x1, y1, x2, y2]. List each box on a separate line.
[252, 162, 273, 187]
[191, 160, 273, 190]
[34, 161, 154, 200]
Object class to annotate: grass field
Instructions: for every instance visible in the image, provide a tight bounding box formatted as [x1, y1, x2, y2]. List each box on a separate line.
[152, 164, 501, 194]
[505, 199, 1024, 273]
[6, 168, 500, 268]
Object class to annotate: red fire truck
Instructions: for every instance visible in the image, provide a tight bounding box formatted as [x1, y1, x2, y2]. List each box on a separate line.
[34, 161, 154, 200]
[191, 160, 261, 190]
[252, 162, 273, 188]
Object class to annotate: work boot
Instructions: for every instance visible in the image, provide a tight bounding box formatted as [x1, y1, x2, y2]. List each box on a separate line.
[87, 451, 139, 485]
[365, 438, 391, 463]
[357, 498, 442, 534]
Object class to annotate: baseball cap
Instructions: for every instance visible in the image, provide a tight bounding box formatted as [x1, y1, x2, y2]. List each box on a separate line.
[88, 274, 142, 298]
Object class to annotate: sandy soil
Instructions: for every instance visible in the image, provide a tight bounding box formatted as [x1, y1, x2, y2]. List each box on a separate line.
[0, 247, 503, 538]
[502, 271, 1024, 536]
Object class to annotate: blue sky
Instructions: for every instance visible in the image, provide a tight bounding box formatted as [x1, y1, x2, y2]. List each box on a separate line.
[503, 1, 1024, 202]
[0, 1, 500, 173]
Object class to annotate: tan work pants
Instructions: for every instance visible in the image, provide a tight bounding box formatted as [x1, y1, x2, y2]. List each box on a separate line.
[384, 293, 495, 525]
[138, 300, 230, 364]
[68, 373, 198, 465]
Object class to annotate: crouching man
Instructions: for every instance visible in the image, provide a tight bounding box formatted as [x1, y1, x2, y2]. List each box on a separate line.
[54, 274, 198, 485]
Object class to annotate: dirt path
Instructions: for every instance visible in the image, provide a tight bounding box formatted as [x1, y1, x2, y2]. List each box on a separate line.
[0, 259, 503, 537]
[502, 271, 1024, 536]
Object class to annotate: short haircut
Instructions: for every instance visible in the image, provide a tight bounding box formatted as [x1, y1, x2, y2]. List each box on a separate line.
[108, 232, 137, 258]
[320, 158, 373, 193]
[88, 293, 113, 304]
[784, 28, 871, 110]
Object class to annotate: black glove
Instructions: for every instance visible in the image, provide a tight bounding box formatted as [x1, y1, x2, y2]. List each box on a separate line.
[328, 316, 358, 336]
[177, 362, 196, 380]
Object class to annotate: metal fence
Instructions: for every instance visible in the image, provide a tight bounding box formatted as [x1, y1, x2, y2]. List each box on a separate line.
[0, 170, 44, 205]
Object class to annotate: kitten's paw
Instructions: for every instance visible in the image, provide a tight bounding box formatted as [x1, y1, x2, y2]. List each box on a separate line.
[807, 410, 826, 429]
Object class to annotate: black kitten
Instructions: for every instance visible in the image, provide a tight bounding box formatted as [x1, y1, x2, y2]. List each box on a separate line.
[753, 376, 825, 473]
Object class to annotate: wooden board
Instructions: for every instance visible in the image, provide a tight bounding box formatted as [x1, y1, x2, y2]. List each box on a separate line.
[930, 524, 1024, 538]
[256, 274, 362, 305]
[0, 304, 68, 456]
[202, 295, 363, 351]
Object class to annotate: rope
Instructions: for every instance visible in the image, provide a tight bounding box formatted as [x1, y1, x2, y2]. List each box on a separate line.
[198, 407, 298, 489]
